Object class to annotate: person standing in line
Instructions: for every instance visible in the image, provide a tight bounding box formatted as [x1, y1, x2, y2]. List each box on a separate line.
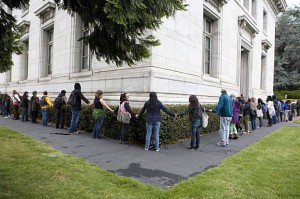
[12, 90, 21, 120]
[55, 90, 67, 129]
[137, 92, 176, 151]
[3, 94, 11, 118]
[92, 90, 114, 139]
[21, 91, 30, 122]
[29, 91, 40, 123]
[229, 94, 239, 139]
[242, 98, 251, 133]
[178, 95, 203, 150]
[257, 98, 265, 128]
[41, 91, 53, 126]
[266, 96, 275, 127]
[69, 83, 90, 134]
[115, 93, 135, 144]
[212, 89, 233, 147]
[250, 97, 257, 131]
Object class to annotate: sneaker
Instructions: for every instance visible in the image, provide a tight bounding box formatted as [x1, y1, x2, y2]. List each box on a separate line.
[3, 116, 8, 119]
[194, 146, 199, 150]
[229, 134, 234, 139]
[144, 148, 148, 151]
[155, 148, 160, 152]
[186, 146, 194, 150]
[217, 142, 226, 147]
[233, 134, 239, 140]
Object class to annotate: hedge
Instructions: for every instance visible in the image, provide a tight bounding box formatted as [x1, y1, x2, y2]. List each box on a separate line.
[17, 104, 220, 146]
[274, 90, 300, 100]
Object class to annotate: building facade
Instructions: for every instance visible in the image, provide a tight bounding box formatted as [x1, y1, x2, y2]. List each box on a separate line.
[0, 0, 287, 105]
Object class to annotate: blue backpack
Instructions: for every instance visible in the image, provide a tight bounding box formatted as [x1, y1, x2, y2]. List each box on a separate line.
[262, 104, 267, 113]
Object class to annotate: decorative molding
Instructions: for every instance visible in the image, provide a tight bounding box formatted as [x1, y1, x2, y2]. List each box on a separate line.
[267, 0, 287, 15]
[17, 20, 30, 35]
[204, 0, 230, 12]
[238, 15, 259, 37]
[34, 2, 56, 24]
[262, 39, 272, 53]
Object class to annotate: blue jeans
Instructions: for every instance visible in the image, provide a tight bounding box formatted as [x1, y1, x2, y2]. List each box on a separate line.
[219, 117, 231, 146]
[190, 119, 201, 148]
[42, 108, 50, 126]
[145, 122, 161, 150]
[69, 109, 80, 133]
[251, 117, 256, 130]
[21, 107, 29, 122]
[93, 116, 104, 138]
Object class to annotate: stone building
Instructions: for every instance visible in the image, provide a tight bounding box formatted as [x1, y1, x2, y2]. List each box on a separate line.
[0, 0, 287, 105]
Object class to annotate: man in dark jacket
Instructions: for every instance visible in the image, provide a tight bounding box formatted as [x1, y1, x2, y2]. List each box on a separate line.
[212, 89, 233, 147]
[69, 83, 90, 134]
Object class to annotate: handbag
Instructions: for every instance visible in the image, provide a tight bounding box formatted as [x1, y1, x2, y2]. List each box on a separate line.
[202, 112, 209, 128]
[256, 109, 263, 117]
[92, 109, 106, 120]
[117, 102, 131, 124]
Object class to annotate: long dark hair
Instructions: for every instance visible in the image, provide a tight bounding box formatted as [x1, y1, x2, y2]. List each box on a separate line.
[188, 95, 200, 109]
[148, 92, 159, 111]
[120, 93, 127, 103]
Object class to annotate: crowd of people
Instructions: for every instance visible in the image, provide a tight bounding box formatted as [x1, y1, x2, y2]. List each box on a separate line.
[1, 84, 299, 152]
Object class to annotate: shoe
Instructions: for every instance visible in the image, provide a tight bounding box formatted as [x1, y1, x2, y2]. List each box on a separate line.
[194, 146, 199, 150]
[121, 140, 129, 144]
[186, 146, 194, 150]
[217, 142, 226, 147]
[229, 134, 234, 139]
[3, 116, 8, 119]
[144, 148, 148, 151]
[233, 134, 239, 140]
[155, 148, 160, 152]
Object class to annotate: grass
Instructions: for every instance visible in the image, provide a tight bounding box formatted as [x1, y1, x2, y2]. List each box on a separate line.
[293, 118, 300, 124]
[1, 126, 300, 198]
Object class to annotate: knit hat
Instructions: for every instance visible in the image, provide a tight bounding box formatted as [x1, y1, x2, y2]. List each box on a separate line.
[221, 89, 227, 94]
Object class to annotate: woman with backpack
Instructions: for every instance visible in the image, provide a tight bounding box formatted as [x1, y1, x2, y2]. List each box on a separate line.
[54, 90, 67, 129]
[178, 95, 203, 150]
[115, 93, 136, 144]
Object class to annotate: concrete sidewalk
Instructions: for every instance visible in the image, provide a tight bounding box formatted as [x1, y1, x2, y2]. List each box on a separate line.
[0, 117, 298, 188]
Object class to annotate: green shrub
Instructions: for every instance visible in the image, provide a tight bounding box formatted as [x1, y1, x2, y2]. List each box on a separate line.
[22, 104, 220, 146]
[274, 90, 300, 100]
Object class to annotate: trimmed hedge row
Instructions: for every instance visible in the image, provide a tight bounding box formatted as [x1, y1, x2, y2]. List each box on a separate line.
[32, 104, 220, 146]
[274, 90, 300, 100]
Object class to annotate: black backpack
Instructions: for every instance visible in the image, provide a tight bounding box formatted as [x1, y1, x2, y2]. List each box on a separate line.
[68, 91, 76, 106]
[54, 96, 63, 109]
[40, 96, 47, 106]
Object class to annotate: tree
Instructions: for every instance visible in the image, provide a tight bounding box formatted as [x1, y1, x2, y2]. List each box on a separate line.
[54, 0, 186, 66]
[274, 5, 300, 90]
[0, 0, 29, 73]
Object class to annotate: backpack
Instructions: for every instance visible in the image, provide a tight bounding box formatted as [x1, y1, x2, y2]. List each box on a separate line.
[274, 99, 279, 111]
[40, 96, 47, 106]
[262, 104, 267, 113]
[54, 96, 63, 109]
[68, 91, 76, 106]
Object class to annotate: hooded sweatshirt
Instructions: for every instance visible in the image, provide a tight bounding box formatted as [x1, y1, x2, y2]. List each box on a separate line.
[72, 83, 90, 111]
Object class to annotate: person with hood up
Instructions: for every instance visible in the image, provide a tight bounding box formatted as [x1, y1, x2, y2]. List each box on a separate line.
[69, 83, 90, 134]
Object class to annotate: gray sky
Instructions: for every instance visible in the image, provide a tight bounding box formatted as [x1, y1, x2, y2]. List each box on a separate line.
[285, 0, 300, 7]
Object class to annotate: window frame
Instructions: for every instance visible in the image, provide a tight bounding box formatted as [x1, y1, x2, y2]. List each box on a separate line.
[81, 27, 91, 71]
[203, 16, 212, 75]
[47, 29, 53, 75]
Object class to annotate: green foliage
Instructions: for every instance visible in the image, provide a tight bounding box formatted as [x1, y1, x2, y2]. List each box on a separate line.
[0, 0, 28, 73]
[274, 90, 300, 100]
[274, 5, 300, 89]
[54, 0, 187, 66]
[44, 104, 220, 146]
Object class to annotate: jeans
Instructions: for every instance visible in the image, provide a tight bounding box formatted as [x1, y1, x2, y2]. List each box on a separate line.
[21, 107, 29, 122]
[93, 116, 104, 139]
[145, 122, 161, 150]
[258, 117, 263, 127]
[190, 119, 201, 148]
[219, 117, 231, 145]
[120, 123, 129, 142]
[13, 105, 19, 119]
[42, 108, 50, 126]
[56, 109, 66, 128]
[69, 109, 80, 133]
[251, 116, 256, 130]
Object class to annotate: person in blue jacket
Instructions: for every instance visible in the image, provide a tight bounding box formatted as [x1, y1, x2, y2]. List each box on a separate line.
[212, 89, 233, 147]
[137, 92, 176, 152]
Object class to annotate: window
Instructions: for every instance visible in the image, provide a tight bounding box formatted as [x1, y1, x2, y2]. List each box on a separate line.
[203, 17, 212, 74]
[24, 41, 29, 79]
[260, 55, 266, 90]
[243, 0, 249, 11]
[263, 10, 268, 33]
[47, 29, 53, 75]
[251, 0, 257, 19]
[81, 28, 91, 71]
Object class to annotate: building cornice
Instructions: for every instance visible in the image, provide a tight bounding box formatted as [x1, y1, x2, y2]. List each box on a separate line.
[34, 2, 56, 17]
[238, 15, 259, 36]
[204, 0, 230, 12]
[267, 0, 287, 15]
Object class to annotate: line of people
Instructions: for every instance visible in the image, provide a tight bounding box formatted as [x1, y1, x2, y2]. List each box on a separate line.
[1, 86, 299, 152]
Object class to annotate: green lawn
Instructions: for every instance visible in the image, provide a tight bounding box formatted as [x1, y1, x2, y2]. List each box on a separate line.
[1, 126, 300, 199]
[293, 118, 300, 124]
